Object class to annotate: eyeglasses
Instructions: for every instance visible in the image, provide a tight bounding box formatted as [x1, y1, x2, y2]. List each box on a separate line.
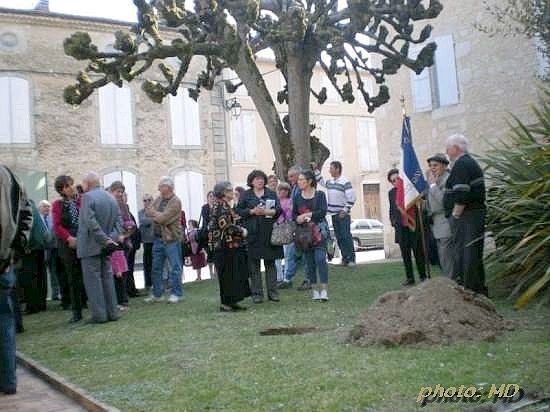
[143, 198, 153, 202]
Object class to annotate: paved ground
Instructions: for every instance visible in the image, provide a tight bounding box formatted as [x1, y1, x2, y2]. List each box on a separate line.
[0, 366, 85, 412]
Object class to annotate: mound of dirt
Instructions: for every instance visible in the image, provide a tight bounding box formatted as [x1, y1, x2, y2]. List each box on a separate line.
[347, 277, 514, 347]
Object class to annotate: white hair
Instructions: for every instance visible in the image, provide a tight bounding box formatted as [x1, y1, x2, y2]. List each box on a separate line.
[446, 134, 469, 152]
[158, 176, 175, 189]
[38, 200, 50, 208]
[83, 171, 100, 188]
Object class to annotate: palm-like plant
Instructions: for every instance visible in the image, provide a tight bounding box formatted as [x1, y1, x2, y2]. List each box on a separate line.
[482, 91, 550, 308]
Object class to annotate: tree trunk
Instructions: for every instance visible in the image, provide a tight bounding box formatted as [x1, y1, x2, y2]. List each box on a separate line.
[286, 54, 313, 168]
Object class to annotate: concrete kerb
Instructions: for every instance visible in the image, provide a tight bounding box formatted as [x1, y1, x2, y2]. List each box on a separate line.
[16, 351, 120, 412]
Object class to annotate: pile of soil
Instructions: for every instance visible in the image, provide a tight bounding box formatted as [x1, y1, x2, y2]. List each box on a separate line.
[347, 277, 514, 347]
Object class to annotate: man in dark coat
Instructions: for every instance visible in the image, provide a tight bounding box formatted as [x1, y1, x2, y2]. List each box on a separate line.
[236, 170, 283, 303]
[444, 134, 488, 296]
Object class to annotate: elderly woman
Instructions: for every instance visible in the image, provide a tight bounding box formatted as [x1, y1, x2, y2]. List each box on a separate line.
[208, 181, 250, 312]
[294, 170, 329, 301]
[236, 170, 283, 303]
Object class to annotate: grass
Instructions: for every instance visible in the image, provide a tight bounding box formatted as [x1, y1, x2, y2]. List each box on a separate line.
[16, 262, 550, 411]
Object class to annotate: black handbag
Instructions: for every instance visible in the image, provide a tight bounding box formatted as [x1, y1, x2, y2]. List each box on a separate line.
[294, 224, 314, 251]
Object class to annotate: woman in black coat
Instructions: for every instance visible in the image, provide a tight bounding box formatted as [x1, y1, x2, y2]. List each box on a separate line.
[236, 170, 283, 303]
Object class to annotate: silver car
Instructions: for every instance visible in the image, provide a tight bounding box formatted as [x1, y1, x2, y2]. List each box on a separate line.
[328, 218, 385, 251]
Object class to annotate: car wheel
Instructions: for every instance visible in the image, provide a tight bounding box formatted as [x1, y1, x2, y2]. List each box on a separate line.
[353, 238, 360, 251]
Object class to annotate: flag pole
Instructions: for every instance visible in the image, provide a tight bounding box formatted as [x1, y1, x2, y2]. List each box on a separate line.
[401, 95, 431, 279]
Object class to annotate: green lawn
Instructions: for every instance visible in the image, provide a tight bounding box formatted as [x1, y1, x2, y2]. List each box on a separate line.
[17, 262, 550, 411]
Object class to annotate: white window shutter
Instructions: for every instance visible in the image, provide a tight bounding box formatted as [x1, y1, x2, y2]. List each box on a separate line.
[435, 35, 459, 107]
[331, 117, 343, 160]
[0, 77, 11, 143]
[231, 114, 245, 162]
[169, 92, 185, 146]
[187, 171, 204, 221]
[174, 172, 187, 217]
[183, 90, 201, 145]
[409, 45, 433, 112]
[99, 84, 117, 144]
[102, 171, 120, 190]
[244, 112, 257, 162]
[319, 117, 331, 156]
[366, 118, 379, 171]
[122, 170, 138, 219]
[11, 78, 31, 143]
[356, 119, 370, 170]
[115, 85, 133, 144]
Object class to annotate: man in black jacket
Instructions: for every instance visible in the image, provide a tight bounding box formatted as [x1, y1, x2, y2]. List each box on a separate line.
[444, 134, 488, 296]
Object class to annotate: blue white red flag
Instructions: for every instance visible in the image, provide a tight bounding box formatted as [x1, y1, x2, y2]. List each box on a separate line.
[397, 116, 427, 229]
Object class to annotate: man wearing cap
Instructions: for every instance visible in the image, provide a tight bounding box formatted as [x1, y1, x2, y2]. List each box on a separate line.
[444, 134, 488, 296]
[426, 153, 453, 278]
[144, 177, 183, 304]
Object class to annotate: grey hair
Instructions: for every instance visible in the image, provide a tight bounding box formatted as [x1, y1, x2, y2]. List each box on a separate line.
[158, 176, 175, 189]
[38, 200, 51, 208]
[213, 181, 232, 199]
[83, 172, 100, 188]
[277, 182, 291, 193]
[446, 134, 469, 152]
[287, 165, 302, 175]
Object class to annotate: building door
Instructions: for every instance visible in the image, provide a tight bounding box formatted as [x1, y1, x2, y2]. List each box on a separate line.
[363, 184, 381, 219]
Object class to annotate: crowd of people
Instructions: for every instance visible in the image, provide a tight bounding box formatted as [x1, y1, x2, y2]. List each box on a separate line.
[0, 134, 488, 395]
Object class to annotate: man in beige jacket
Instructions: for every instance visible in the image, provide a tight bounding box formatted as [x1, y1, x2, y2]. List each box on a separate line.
[144, 176, 183, 303]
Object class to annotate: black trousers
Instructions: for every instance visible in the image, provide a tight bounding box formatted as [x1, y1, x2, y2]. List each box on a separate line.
[248, 258, 277, 299]
[18, 250, 47, 313]
[143, 243, 153, 288]
[450, 209, 487, 295]
[125, 246, 138, 296]
[397, 227, 426, 282]
[58, 243, 85, 316]
[114, 274, 129, 306]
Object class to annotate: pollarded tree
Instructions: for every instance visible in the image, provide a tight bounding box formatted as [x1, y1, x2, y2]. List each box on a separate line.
[63, 0, 442, 176]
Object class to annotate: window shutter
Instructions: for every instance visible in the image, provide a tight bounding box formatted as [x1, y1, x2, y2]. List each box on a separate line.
[99, 84, 117, 144]
[409, 45, 433, 112]
[435, 35, 459, 107]
[102, 171, 121, 190]
[231, 113, 245, 162]
[169, 92, 185, 146]
[357, 119, 370, 170]
[122, 170, 138, 219]
[115, 85, 133, 144]
[331, 117, 343, 160]
[187, 171, 204, 221]
[366, 117, 379, 171]
[183, 90, 201, 145]
[0, 77, 11, 143]
[244, 112, 257, 162]
[174, 172, 187, 217]
[11, 78, 31, 143]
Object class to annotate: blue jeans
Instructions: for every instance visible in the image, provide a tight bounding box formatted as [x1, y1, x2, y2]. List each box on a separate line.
[152, 239, 183, 298]
[304, 245, 329, 284]
[283, 242, 306, 282]
[0, 268, 16, 393]
[332, 214, 356, 264]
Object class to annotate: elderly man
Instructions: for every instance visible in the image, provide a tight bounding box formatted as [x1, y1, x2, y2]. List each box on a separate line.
[38, 200, 62, 301]
[77, 172, 122, 323]
[144, 176, 183, 304]
[444, 135, 488, 296]
[314, 161, 357, 267]
[426, 154, 453, 278]
[138, 194, 155, 291]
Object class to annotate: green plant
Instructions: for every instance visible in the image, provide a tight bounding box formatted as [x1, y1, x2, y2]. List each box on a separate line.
[482, 91, 550, 308]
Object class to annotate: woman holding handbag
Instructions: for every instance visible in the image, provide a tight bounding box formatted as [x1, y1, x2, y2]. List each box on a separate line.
[273, 182, 293, 282]
[208, 181, 250, 312]
[294, 170, 330, 301]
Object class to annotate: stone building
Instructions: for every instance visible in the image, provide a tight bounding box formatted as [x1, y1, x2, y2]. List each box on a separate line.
[0, 5, 230, 220]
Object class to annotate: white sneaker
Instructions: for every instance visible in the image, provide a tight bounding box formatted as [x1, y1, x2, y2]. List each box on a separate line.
[312, 290, 321, 301]
[167, 294, 181, 304]
[347, 262, 356, 267]
[144, 294, 165, 303]
[320, 289, 329, 301]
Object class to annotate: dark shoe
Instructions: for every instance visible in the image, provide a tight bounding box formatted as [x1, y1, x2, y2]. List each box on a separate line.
[230, 304, 247, 311]
[277, 281, 293, 289]
[69, 313, 82, 323]
[1, 388, 16, 395]
[252, 296, 264, 304]
[419, 277, 427, 283]
[268, 294, 280, 302]
[402, 279, 415, 287]
[220, 305, 234, 312]
[16, 326, 24, 334]
[297, 281, 312, 291]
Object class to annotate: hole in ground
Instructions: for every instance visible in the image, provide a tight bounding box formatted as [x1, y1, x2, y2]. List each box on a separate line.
[259, 326, 318, 336]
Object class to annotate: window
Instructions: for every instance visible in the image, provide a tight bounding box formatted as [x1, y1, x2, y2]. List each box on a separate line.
[319, 116, 342, 161]
[0, 77, 31, 144]
[231, 111, 257, 162]
[409, 34, 459, 112]
[174, 171, 205, 221]
[102, 170, 138, 219]
[356, 117, 379, 171]
[170, 88, 201, 146]
[98, 83, 133, 144]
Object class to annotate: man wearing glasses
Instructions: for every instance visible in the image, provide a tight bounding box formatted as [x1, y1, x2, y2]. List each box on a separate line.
[138, 194, 154, 291]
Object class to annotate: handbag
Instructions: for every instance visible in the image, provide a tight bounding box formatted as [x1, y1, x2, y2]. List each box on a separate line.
[294, 222, 322, 251]
[271, 220, 296, 245]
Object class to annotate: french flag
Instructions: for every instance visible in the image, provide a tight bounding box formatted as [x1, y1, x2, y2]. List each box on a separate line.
[397, 116, 428, 230]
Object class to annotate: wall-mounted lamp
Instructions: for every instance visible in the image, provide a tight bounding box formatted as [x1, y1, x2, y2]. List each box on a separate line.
[225, 97, 242, 118]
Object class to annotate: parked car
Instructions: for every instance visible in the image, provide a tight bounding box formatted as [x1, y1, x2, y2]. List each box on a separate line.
[327, 218, 385, 251]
